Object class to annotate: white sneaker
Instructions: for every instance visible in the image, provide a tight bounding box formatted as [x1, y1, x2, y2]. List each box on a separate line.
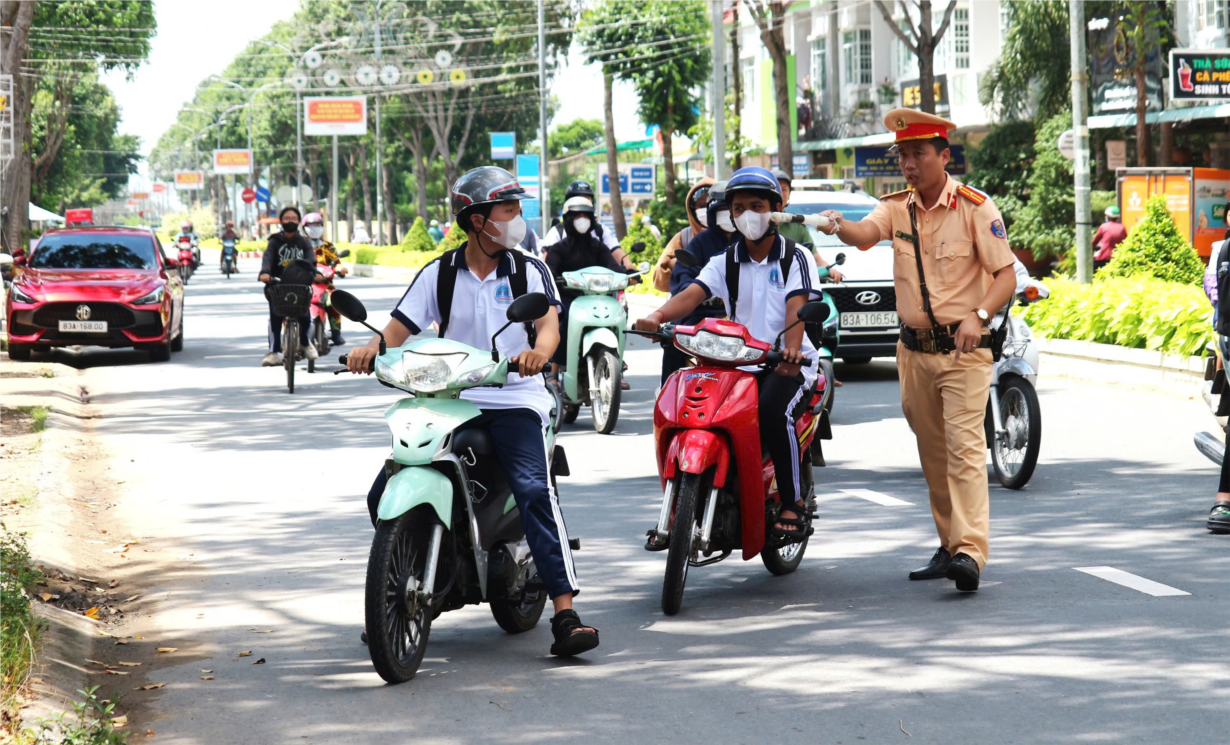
[262, 352, 282, 366]
[305, 344, 319, 361]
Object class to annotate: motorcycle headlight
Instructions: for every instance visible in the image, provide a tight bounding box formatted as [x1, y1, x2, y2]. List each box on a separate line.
[676, 330, 765, 363]
[402, 351, 468, 392]
[10, 285, 35, 304]
[586, 274, 614, 292]
[132, 286, 165, 305]
[451, 363, 496, 388]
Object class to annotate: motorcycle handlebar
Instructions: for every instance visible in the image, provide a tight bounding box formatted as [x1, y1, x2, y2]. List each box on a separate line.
[764, 350, 813, 368]
[336, 355, 521, 375]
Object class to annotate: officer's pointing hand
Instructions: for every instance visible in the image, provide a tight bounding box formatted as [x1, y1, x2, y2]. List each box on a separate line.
[818, 210, 843, 235]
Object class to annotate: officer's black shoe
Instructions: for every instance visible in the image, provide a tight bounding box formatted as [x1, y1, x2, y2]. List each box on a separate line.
[946, 553, 980, 592]
[908, 547, 951, 580]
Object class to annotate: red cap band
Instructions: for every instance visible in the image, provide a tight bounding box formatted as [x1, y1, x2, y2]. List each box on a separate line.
[894, 122, 949, 143]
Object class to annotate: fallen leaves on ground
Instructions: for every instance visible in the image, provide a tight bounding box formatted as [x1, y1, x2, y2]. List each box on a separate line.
[105, 669, 129, 676]
[252, 658, 265, 665]
[109, 579, 119, 588]
[110, 715, 127, 727]
[84, 606, 100, 619]
[249, 629, 274, 633]
[237, 651, 252, 658]
[135, 683, 165, 691]
[124, 595, 140, 603]
[156, 647, 177, 653]
[200, 676, 214, 680]
[146, 731, 155, 738]
[118, 661, 141, 667]
[200, 669, 212, 673]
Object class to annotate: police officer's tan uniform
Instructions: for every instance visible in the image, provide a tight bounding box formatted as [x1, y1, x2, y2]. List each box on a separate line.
[861, 112, 1015, 571]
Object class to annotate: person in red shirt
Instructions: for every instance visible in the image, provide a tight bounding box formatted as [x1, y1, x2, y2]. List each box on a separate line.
[1093, 206, 1128, 272]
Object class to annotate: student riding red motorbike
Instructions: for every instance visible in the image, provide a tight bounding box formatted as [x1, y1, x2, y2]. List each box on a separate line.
[631, 166, 834, 615]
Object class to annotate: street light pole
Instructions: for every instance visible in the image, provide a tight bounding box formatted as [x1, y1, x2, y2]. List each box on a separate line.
[374, 1, 385, 245]
[710, 0, 726, 181]
[538, 0, 549, 238]
[1069, 0, 1092, 284]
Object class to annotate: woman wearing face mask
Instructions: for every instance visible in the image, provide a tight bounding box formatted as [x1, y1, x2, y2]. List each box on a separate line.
[303, 212, 348, 347]
[258, 206, 323, 366]
[654, 177, 713, 292]
[543, 196, 628, 381]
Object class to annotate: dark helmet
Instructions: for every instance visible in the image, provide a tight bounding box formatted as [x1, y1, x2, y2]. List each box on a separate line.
[771, 168, 791, 187]
[708, 180, 728, 206]
[564, 180, 594, 201]
[449, 166, 530, 217]
[725, 166, 783, 207]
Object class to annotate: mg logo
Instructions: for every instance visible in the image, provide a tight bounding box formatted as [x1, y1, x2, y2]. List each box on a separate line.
[75, 304, 92, 321]
[855, 291, 881, 306]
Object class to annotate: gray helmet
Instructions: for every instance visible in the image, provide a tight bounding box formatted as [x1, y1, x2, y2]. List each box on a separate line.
[709, 180, 729, 206]
[450, 166, 530, 217]
[771, 168, 792, 186]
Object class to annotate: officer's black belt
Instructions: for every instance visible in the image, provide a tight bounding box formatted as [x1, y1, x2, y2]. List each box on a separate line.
[899, 324, 992, 354]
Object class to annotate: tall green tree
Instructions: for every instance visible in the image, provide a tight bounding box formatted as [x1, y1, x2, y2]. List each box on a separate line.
[549, 119, 605, 158]
[979, 1, 1071, 121]
[874, 0, 958, 115]
[1012, 112, 1074, 260]
[742, 1, 795, 174]
[962, 121, 1036, 235]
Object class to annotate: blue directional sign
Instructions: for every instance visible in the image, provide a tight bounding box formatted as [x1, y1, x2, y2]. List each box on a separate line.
[490, 132, 516, 160]
[255, 186, 271, 203]
[600, 164, 656, 197]
[515, 153, 541, 220]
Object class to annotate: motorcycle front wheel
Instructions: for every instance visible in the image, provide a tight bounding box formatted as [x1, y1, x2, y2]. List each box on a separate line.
[991, 377, 1041, 489]
[590, 348, 622, 434]
[365, 510, 434, 683]
[662, 473, 702, 616]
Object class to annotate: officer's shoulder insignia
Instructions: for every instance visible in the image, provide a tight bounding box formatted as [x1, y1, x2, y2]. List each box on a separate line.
[990, 218, 1007, 239]
[956, 184, 988, 206]
[881, 188, 911, 201]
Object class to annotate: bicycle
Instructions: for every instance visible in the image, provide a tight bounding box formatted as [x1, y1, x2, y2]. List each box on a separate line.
[268, 278, 313, 394]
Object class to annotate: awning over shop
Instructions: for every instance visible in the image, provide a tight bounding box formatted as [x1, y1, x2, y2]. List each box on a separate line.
[583, 138, 655, 156]
[28, 203, 65, 222]
[1088, 102, 1230, 129]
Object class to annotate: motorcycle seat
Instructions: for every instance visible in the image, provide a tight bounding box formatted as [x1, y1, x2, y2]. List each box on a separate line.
[453, 427, 493, 457]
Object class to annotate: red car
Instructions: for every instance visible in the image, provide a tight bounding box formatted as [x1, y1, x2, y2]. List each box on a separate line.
[5, 226, 185, 361]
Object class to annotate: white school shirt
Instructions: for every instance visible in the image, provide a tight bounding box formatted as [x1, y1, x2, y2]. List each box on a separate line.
[691, 235, 822, 387]
[392, 248, 561, 423]
[541, 222, 621, 252]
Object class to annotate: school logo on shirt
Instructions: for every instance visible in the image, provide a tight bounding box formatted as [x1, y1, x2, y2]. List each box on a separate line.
[494, 282, 514, 305]
[768, 267, 785, 290]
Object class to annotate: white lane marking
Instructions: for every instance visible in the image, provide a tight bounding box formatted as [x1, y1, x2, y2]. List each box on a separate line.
[1073, 567, 1191, 597]
[837, 489, 913, 507]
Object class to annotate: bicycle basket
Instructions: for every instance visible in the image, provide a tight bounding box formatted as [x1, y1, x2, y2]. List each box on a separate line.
[270, 284, 312, 317]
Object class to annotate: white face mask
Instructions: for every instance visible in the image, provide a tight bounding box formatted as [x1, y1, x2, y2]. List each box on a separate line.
[482, 214, 527, 249]
[716, 210, 735, 233]
[305, 225, 324, 240]
[695, 210, 709, 228]
[734, 210, 772, 241]
[573, 216, 592, 234]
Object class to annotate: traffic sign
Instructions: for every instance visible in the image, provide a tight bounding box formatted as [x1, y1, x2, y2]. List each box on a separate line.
[242, 188, 256, 204]
[1057, 129, 1076, 160]
[255, 186, 271, 203]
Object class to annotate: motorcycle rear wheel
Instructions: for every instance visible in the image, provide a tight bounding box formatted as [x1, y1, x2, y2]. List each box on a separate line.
[662, 473, 701, 616]
[490, 580, 547, 633]
[283, 321, 297, 394]
[591, 349, 622, 434]
[365, 510, 434, 683]
[991, 377, 1041, 489]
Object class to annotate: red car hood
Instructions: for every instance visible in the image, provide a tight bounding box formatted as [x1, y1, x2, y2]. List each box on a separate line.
[17, 268, 165, 304]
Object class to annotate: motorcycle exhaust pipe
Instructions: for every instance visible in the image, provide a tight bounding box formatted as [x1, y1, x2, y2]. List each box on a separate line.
[1195, 431, 1225, 466]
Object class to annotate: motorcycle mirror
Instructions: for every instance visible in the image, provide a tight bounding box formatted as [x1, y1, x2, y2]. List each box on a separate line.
[330, 289, 368, 323]
[629, 241, 645, 254]
[337, 249, 351, 258]
[506, 292, 550, 323]
[797, 300, 831, 325]
[639, 261, 651, 274]
[674, 248, 700, 269]
[835, 252, 847, 266]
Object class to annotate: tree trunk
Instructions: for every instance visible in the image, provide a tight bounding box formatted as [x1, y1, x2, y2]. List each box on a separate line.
[393, 121, 431, 222]
[358, 142, 373, 228]
[382, 159, 397, 244]
[1, 1, 35, 251]
[760, 11, 794, 176]
[918, 2, 936, 114]
[731, 4, 742, 169]
[1135, 65, 1150, 167]
[662, 108, 677, 205]
[602, 71, 627, 240]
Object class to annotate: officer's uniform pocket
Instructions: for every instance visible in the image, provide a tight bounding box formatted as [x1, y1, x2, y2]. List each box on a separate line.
[935, 241, 974, 285]
[893, 237, 917, 280]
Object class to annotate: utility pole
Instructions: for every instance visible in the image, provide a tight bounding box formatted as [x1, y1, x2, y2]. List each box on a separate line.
[710, 0, 726, 181]
[331, 134, 339, 243]
[374, 1, 384, 245]
[296, 91, 303, 212]
[538, 0, 550, 237]
[1070, 0, 1092, 284]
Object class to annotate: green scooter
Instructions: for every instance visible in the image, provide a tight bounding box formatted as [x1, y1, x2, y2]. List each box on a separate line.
[556, 255, 650, 434]
[813, 252, 845, 414]
[329, 289, 572, 684]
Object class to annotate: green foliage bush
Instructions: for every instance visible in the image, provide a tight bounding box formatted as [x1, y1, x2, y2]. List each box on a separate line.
[159, 205, 216, 242]
[1011, 112, 1074, 259]
[400, 216, 436, 252]
[438, 223, 466, 253]
[1096, 195, 1204, 286]
[1022, 276, 1213, 357]
[620, 220, 666, 296]
[351, 246, 444, 269]
[2, 526, 42, 725]
[963, 120, 1036, 234]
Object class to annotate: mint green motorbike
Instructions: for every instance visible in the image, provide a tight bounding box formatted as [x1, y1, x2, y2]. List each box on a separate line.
[556, 262, 649, 434]
[330, 290, 571, 684]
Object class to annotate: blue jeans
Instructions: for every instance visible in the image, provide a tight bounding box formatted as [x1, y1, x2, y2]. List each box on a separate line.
[366, 407, 579, 599]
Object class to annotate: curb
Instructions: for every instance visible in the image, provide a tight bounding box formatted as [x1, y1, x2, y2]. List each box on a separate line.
[1035, 336, 1205, 393]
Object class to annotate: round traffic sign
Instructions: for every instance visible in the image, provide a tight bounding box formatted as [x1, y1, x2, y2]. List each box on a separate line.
[255, 186, 271, 202]
[241, 188, 257, 204]
[274, 184, 295, 204]
[1057, 129, 1076, 160]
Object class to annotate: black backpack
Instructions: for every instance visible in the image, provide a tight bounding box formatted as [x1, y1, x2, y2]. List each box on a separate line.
[1216, 233, 1230, 337]
[436, 245, 535, 345]
[724, 236, 797, 322]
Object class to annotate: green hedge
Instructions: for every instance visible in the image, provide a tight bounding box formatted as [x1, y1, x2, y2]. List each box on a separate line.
[1022, 276, 1213, 357]
[350, 245, 445, 269]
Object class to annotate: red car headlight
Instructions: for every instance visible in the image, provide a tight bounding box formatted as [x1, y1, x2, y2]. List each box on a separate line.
[10, 285, 35, 304]
[132, 286, 165, 305]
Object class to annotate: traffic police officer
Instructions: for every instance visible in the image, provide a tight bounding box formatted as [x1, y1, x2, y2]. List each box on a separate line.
[819, 109, 1016, 592]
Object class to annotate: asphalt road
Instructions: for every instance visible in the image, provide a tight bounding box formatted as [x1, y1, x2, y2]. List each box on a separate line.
[46, 257, 1228, 744]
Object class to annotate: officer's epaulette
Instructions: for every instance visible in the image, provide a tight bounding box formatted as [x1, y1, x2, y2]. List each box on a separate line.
[956, 184, 988, 206]
[880, 188, 911, 200]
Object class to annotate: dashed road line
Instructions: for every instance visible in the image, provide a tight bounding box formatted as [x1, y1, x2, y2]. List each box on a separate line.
[1073, 567, 1190, 597]
[837, 489, 913, 507]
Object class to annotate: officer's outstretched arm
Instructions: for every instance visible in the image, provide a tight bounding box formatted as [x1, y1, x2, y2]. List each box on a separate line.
[818, 210, 882, 248]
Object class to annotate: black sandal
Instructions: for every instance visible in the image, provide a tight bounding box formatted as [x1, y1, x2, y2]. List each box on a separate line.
[1209, 501, 1230, 534]
[549, 609, 599, 657]
[770, 505, 813, 545]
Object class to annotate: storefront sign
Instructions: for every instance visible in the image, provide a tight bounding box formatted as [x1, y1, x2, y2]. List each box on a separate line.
[1106, 140, 1127, 170]
[898, 74, 949, 112]
[1170, 49, 1230, 101]
[173, 170, 205, 190]
[853, 145, 965, 178]
[1089, 17, 1163, 115]
[152, 183, 167, 194]
[304, 96, 367, 136]
[212, 149, 252, 175]
[131, 192, 150, 200]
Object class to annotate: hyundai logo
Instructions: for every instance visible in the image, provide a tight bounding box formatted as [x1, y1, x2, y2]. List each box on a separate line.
[75, 304, 92, 321]
[855, 291, 881, 306]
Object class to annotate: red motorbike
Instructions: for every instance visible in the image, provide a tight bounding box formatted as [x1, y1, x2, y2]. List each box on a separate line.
[175, 236, 196, 284]
[630, 302, 832, 615]
[307, 248, 350, 372]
